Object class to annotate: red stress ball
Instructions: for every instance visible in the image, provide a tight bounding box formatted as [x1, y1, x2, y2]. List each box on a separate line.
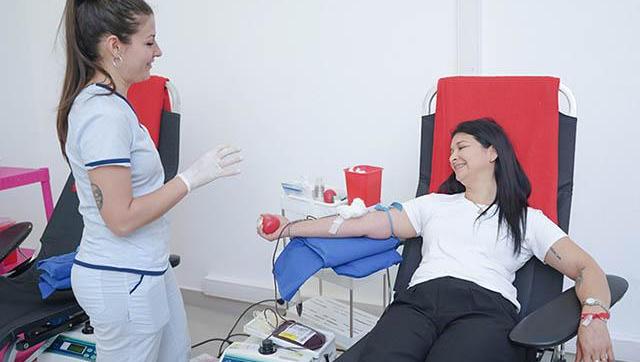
[323, 189, 337, 203]
[260, 214, 281, 234]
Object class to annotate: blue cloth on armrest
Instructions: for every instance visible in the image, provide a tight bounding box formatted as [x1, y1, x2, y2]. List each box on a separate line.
[273, 237, 401, 301]
[334, 250, 402, 277]
[36, 251, 76, 299]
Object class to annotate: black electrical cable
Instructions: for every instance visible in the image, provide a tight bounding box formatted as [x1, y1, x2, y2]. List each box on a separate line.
[214, 298, 282, 358]
[269, 217, 319, 322]
[229, 300, 277, 343]
[208, 218, 311, 358]
[191, 333, 248, 349]
[269, 214, 341, 322]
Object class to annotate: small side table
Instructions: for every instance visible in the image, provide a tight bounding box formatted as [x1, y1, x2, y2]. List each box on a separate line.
[0, 167, 55, 221]
[0, 167, 54, 274]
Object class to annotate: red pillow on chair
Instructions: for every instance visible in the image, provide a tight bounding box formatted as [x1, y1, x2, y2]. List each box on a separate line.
[127, 75, 171, 147]
[430, 76, 560, 223]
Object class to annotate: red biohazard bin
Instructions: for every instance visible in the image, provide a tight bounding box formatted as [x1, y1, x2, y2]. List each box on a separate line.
[344, 165, 383, 207]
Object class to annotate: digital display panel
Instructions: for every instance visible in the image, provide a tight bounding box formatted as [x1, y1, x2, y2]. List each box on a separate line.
[65, 343, 86, 354]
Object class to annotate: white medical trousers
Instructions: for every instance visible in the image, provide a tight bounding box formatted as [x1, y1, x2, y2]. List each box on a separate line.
[71, 264, 191, 362]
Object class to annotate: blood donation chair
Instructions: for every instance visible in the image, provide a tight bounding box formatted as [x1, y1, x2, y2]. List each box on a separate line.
[336, 77, 628, 362]
[0, 76, 182, 361]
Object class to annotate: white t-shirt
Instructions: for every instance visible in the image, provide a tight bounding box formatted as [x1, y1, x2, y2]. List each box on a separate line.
[402, 192, 567, 310]
[66, 84, 170, 273]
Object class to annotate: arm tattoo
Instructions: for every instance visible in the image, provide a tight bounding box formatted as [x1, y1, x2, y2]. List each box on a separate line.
[549, 246, 562, 261]
[575, 267, 585, 290]
[91, 183, 103, 210]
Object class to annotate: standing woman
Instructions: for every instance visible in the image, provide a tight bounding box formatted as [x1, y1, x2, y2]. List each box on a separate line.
[57, 1, 242, 361]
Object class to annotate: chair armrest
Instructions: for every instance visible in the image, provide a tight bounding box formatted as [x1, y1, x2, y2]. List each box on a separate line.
[169, 254, 181, 268]
[0, 222, 33, 262]
[509, 274, 629, 349]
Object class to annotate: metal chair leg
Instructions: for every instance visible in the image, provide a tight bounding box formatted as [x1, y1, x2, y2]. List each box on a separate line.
[550, 344, 567, 362]
[383, 273, 387, 307]
[349, 289, 354, 338]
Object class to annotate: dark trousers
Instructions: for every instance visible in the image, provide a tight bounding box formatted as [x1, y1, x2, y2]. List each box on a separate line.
[356, 277, 527, 362]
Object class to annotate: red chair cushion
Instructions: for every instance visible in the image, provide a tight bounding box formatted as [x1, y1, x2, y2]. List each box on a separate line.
[430, 76, 560, 222]
[127, 76, 171, 147]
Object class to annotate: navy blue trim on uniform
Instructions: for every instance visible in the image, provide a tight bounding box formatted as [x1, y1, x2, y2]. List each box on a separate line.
[73, 259, 168, 276]
[94, 83, 138, 114]
[129, 275, 145, 294]
[85, 158, 131, 167]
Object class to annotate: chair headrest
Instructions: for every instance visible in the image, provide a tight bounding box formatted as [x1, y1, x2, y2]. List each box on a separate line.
[430, 76, 560, 222]
[127, 75, 171, 147]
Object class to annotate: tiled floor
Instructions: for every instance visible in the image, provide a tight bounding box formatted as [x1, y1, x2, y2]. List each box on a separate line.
[183, 289, 582, 362]
[184, 290, 256, 360]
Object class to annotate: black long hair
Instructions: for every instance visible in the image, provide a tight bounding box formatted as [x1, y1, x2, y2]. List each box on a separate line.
[438, 118, 531, 255]
[56, 0, 153, 161]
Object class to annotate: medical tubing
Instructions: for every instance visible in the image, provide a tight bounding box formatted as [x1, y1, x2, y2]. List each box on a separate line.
[210, 219, 313, 357]
[263, 308, 279, 329]
[211, 214, 338, 359]
[191, 333, 248, 349]
[270, 215, 341, 312]
[215, 299, 282, 358]
[270, 218, 312, 323]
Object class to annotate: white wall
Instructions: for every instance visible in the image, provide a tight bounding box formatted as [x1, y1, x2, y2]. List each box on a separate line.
[0, 1, 68, 247]
[1, 0, 638, 358]
[481, 1, 640, 358]
[0, 0, 456, 302]
[145, 0, 458, 304]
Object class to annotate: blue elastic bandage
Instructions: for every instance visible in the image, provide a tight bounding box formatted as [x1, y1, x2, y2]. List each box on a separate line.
[374, 202, 404, 238]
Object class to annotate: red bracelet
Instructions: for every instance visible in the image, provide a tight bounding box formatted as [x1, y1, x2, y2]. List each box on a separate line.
[580, 312, 610, 326]
[581, 312, 610, 320]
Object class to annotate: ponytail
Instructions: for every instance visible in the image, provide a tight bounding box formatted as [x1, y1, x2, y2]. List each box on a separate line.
[56, 0, 152, 160]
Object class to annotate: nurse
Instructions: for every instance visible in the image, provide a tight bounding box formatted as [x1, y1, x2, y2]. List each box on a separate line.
[56, 0, 242, 361]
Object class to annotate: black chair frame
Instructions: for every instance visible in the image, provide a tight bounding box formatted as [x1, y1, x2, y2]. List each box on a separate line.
[336, 108, 628, 361]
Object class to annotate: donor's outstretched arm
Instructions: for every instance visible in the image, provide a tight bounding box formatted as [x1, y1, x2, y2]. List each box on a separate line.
[257, 209, 417, 241]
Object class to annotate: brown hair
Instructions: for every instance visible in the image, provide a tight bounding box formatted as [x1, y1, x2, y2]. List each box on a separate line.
[57, 0, 153, 160]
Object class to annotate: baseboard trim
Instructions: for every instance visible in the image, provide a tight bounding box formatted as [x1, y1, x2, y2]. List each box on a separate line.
[200, 276, 385, 316]
[202, 274, 275, 303]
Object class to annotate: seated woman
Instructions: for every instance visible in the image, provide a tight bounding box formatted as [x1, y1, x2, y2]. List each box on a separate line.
[257, 119, 613, 362]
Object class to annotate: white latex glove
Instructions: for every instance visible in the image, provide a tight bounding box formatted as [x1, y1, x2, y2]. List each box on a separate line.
[177, 145, 242, 192]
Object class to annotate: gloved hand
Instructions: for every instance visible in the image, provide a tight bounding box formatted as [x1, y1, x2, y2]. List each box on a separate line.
[177, 145, 243, 192]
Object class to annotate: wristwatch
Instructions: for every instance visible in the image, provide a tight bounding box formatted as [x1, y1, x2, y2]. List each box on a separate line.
[583, 297, 609, 312]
